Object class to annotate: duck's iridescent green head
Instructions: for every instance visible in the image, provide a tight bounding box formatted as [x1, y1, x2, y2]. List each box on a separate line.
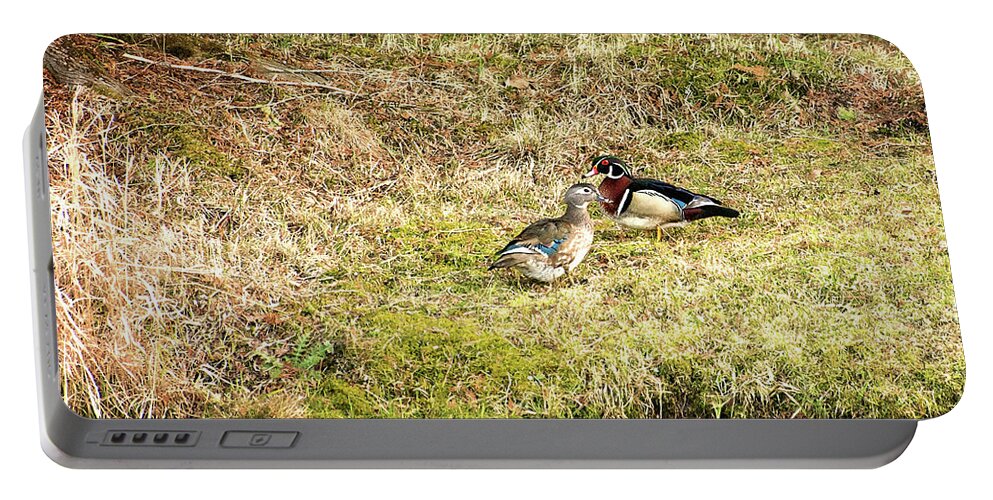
[583, 155, 631, 179]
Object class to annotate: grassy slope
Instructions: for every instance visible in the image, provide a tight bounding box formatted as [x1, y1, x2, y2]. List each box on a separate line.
[45, 34, 963, 419]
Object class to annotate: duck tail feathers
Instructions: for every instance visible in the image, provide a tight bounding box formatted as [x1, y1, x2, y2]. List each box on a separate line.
[489, 253, 526, 270]
[684, 204, 740, 221]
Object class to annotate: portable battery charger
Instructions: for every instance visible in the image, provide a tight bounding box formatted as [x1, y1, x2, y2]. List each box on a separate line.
[26, 34, 964, 468]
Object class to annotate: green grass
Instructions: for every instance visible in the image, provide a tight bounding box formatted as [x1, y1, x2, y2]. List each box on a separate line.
[290, 149, 960, 419]
[45, 34, 962, 419]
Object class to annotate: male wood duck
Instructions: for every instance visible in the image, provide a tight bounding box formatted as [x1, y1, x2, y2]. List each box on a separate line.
[489, 183, 606, 283]
[583, 155, 740, 240]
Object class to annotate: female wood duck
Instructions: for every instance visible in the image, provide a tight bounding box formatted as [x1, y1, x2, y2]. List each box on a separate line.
[583, 155, 740, 240]
[489, 183, 606, 283]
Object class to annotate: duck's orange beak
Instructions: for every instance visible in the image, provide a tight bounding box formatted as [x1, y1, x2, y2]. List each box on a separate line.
[582, 166, 599, 178]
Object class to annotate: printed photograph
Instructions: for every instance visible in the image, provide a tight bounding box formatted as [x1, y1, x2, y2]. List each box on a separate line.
[43, 34, 964, 419]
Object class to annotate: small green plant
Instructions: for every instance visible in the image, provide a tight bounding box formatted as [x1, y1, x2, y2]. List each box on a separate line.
[837, 106, 858, 121]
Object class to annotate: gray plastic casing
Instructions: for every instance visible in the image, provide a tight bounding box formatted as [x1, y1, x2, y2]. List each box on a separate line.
[25, 98, 917, 468]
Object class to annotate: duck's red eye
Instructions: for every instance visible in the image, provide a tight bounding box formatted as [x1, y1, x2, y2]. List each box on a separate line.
[600, 159, 609, 166]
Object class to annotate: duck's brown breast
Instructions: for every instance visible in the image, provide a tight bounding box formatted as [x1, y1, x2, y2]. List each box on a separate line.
[597, 177, 631, 216]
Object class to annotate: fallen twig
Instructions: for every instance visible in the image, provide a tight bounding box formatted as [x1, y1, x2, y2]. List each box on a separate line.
[262, 65, 343, 74]
[263, 64, 461, 89]
[122, 53, 358, 96]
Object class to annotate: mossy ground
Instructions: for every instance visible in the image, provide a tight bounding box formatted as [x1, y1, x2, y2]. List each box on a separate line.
[44, 34, 962, 419]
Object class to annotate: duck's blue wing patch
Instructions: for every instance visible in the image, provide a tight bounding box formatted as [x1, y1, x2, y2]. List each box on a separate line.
[535, 238, 566, 256]
[496, 219, 571, 258]
[499, 237, 566, 257]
